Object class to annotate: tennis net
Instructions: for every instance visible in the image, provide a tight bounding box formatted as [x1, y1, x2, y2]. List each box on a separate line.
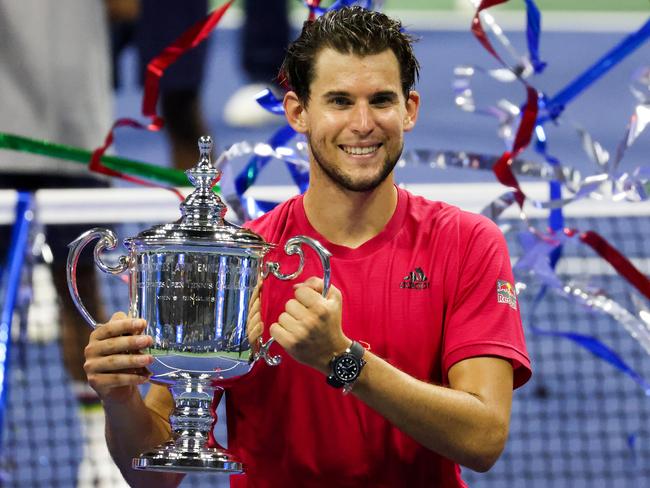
[0, 184, 648, 487]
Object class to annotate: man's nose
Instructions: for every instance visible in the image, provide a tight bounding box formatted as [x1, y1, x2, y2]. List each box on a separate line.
[349, 103, 375, 135]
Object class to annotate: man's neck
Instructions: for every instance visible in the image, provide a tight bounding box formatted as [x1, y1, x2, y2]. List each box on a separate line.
[303, 178, 398, 249]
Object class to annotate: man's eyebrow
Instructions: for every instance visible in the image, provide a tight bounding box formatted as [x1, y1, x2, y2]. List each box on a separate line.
[371, 91, 399, 100]
[321, 90, 399, 100]
[322, 90, 351, 99]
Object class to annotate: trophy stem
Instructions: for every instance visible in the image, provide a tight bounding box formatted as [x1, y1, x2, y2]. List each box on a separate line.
[169, 380, 217, 450]
[132, 379, 243, 473]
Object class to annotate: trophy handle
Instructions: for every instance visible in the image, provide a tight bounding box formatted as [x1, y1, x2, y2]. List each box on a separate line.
[67, 228, 129, 329]
[257, 236, 332, 366]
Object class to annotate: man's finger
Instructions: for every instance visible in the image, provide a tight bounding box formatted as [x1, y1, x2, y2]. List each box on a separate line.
[91, 334, 153, 357]
[247, 321, 263, 338]
[295, 279, 341, 304]
[89, 372, 149, 390]
[277, 311, 303, 335]
[247, 294, 260, 321]
[111, 310, 128, 321]
[296, 276, 324, 294]
[93, 318, 146, 341]
[284, 298, 310, 321]
[293, 283, 329, 309]
[269, 322, 294, 349]
[87, 353, 153, 373]
[248, 310, 262, 327]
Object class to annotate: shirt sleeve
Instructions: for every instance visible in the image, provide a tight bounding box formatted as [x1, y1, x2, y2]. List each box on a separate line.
[442, 214, 532, 389]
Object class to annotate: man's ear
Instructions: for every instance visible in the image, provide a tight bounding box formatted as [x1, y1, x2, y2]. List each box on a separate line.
[403, 90, 420, 132]
[283, 91, 308, 134]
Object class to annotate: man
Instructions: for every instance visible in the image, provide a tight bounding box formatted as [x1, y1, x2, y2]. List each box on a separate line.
[83, 7, 531, 487]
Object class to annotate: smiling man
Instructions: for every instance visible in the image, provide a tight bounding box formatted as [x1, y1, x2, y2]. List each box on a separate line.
[83, 7, 531, 488]
[290, 47, 417, 194]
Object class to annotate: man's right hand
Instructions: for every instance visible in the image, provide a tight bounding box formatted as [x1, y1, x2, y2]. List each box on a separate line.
[84, 311, 154, 404]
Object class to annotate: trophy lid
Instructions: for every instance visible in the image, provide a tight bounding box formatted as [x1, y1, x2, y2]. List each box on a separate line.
[125, 136, 270, 252]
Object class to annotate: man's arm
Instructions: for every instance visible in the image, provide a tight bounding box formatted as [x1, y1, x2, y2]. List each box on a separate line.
[269, 278, 514, 472]
[104, 384, 182, 486]
[352, 354, 512, 472]
[84, 312, 182, 487]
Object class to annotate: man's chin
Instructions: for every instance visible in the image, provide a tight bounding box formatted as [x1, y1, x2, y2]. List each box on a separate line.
[311, 143, 400, 193]
[337, 173, 391, 193]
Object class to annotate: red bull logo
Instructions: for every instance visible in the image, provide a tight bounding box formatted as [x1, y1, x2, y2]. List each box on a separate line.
[496, 279, 517, 310]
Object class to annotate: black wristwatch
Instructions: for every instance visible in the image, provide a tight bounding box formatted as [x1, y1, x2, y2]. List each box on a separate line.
[326, 341, 366, 394]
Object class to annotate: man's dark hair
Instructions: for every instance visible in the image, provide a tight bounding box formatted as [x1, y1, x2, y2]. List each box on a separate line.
[280, 7, 420, 104]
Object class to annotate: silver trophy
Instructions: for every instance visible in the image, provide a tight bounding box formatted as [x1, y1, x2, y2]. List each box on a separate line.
[66, 136, 331, 473]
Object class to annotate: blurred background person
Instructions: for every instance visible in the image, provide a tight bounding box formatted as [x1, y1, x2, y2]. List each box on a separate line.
[222, 0, 290, 127]
[109, 0, 211, 169]
[0, 0, 128, 486]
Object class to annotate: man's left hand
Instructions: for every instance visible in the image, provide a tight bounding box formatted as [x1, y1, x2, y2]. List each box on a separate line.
[269, 277, 350, 375]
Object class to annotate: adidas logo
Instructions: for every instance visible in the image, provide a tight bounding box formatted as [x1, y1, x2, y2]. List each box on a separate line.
[400, 267, 430, 290]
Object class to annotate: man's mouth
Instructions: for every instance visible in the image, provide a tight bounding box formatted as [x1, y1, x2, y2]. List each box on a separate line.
[339, 144, 382, 156]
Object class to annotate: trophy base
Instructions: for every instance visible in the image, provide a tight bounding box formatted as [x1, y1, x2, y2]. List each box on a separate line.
[132, 444, 243, 473]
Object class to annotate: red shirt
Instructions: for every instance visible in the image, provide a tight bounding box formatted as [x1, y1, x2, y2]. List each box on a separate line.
[226, 187, 531, 487]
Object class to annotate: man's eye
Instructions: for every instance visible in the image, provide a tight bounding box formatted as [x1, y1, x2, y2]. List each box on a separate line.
[372, 96, 394, 107]
[331, 97, 351, 106]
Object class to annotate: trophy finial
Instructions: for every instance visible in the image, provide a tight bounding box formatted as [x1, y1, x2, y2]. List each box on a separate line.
[180, 135, 226, 224]
[198, 135, 213, 157]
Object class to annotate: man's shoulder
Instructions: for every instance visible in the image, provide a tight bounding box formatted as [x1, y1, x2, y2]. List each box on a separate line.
[244, 194, 303, 238]
[402, 188, 502, 240]
[402, 188, 482, 225]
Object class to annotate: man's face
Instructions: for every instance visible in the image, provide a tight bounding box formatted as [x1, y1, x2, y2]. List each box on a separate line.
[285, 48, 419, 193]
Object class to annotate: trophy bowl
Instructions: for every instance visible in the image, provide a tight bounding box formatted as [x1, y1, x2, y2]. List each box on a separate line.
[66, 136, 331, 473]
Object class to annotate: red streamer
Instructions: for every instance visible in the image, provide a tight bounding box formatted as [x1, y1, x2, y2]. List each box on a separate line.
[305, 0, 322, 21]
[141, 0, 235, 125]
[89, 120, 185, 200]
[471, 0, 539, 209]
[492, 86, 539, 207]
[564, 229, 650, 300]
[471, 0, 510, 65]
[471, 1, 650, 301]
[89, 0, 235, 198]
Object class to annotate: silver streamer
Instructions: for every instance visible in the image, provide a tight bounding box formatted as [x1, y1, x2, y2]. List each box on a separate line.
[562, 282, 650, 357]
[466, 0, 533, 76]
[214, 140, 309, 173]
[455, 1, 650, 357]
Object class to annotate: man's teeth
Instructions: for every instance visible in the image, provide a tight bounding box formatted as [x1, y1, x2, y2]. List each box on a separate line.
[342, 145, 380, 155]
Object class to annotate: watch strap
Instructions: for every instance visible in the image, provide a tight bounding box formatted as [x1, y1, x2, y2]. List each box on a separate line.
[348, 340, 365, 361]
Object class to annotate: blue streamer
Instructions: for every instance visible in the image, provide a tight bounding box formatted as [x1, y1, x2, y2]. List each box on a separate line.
[328, 0, 372, 11]
[0, 192, 34, 447]
[530, 322, 650, 395]
[300, 0, 373, 18]
[235, 124, 297, 196]
[255, 89, 284, 115]
[533, 124, 564, 268]
[542, 17, 650, 122]
[285, 155, 310, 193]
[627, 433, 638, 466]
[239, 197, 283, 217]
[240, 91, 312, 201]
[234, 124, 302, 217]
[525, 272, 648, 396]
[523, 0, 546, 74]
[253, 200, 283, 213]
[517, 223, 650, 396]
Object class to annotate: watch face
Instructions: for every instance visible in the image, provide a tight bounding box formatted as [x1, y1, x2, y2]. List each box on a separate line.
[334, 355, 360, 382]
